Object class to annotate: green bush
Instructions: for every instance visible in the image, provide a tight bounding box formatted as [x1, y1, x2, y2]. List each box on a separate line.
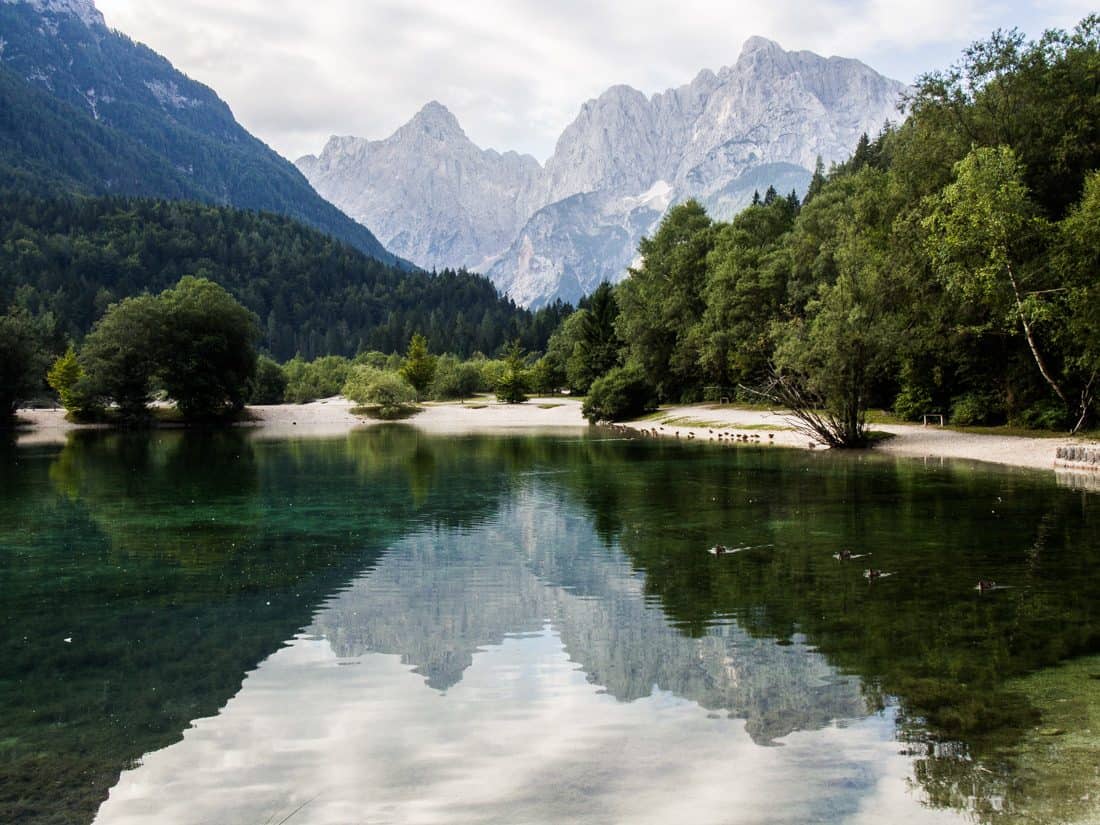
[342, 366, 417, 419]
[430, 355, 482, 400]
[894, 385, 936, 422]
[495, 341, 529, 404]
[1012, 400, 1070, 431]
[47, 345, 101, 420]
[249, 356, 288, 405]
[284, 355, 351, 403]
[950, 393, 1000, 426]
[582, 365, 654, 423]
[0, 306, 53, 425]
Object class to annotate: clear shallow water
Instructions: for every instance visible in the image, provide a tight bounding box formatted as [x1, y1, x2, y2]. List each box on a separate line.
[2, 428, 1099, 824]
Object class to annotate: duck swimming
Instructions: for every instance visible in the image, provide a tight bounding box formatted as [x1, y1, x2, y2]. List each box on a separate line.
[864, 568, 895, 581]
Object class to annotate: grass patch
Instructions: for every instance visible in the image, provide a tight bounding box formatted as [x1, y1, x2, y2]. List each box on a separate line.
[657, 416, 794, 431]
[537, 403, 564, 410]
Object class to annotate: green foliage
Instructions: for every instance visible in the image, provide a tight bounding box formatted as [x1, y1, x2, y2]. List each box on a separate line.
[950, 393, 1001, 426]
[0, 305, 52, 424]
[582, 364, 655, 423]
[399, 333, 437, 400]
[284, 355, 352, 404]
[495, 341, 529, 404]
[429, 355, 483, 401]
[565, 283, 622, 393]
[47, 344, 99, 419]
[77, 278, 257, 421]
[79, 293, 163, 421]
[529, 356, 566, 396]
[157, 277, 258, 419]
[617, 200, 715, 401]
[0, 192, 570, 361]
[342, 366, 417, 419]
[248, 356, 288, 405]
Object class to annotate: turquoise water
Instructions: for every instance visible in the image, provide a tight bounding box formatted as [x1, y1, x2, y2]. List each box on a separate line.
[1, 427, 1098, 824]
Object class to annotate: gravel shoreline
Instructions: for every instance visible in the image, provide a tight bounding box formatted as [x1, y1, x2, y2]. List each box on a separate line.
[13, 398, 1099, 477]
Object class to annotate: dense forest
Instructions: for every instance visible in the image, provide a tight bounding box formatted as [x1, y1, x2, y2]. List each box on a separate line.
[0, 192, 570, 361]
[547, 18, 1099, 441]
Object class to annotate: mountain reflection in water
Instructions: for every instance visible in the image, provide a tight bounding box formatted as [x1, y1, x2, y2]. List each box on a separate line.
[1, 427, 1098, 825]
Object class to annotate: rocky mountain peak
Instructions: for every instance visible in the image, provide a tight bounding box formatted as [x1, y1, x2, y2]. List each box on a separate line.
[404, 100, 465, 141]
[738, 35, 783, 59]
[1, 0, 104, 28]
[299, 39, 906, 307]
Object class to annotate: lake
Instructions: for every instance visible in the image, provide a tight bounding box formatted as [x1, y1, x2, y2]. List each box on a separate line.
[2, 427, 1098, 824]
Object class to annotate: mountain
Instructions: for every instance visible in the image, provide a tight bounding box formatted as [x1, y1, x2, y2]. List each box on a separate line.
[298, 102, 542, 273]
[0, 0, 401, 266]
[298, 37, 906, 307]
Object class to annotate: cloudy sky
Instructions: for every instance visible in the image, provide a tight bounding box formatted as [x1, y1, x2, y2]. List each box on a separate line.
[94, 0, 1094, 163]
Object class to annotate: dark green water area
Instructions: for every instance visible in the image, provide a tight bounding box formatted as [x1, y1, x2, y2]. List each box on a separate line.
[1, 427, 1098, 824]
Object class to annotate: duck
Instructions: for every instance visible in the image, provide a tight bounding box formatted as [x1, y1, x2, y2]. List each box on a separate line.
[864, 568, 884, 581]
[976, 580, 997, 593]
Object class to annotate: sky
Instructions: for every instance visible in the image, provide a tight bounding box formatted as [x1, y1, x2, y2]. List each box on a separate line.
[93, 0, 1095, 164]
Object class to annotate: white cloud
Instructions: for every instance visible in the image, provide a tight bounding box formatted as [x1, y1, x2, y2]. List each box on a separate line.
[92, 0, 1094, 163]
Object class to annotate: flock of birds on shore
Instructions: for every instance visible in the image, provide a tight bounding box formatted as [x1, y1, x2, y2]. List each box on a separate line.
[605, 423, 778, 445]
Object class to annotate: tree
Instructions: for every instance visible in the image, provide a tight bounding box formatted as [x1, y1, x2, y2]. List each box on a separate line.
[249, 356, 288, 405]
[400, 333, 437, 400]
[157, 277, 259, 419]
[0, 307, 51, 426]
[80, 293, 163, 421]
[922, 147, 1075, 422]
[616, 200, 714, 401]
[582, 364, 655, 423]
[342, 366, 417, 419]
[495, 340, 529, 404]
[47, 345, 99, 419]
[567, 282, 622, 392]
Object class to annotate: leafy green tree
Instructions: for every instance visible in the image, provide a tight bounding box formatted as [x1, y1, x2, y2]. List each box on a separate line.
[47, 344, 99, 419]
[429, 355, 483, 400]
[284, 355, 352, 403]
[399, 333, 437, 400]
[922, 147, 1071, 418]
[616, 200, 714, 401]
[248, 356, 288, 405]
[342, 366, 417, 419]
[529, 355, 566, 396]
[495, 341, 529, 404]
[0, 306, 51, 425]
[582, 364, 655, 423]
[567, 282, 622, 392]
[157, 277, 258, 419]
[80, 293, 163, 421]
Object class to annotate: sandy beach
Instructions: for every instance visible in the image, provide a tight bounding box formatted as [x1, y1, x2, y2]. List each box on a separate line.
[13, 397, 1100, 478]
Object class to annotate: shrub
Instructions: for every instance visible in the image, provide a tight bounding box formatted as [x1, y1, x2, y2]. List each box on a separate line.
[399, 333, 437, 399]
[249, 356, 288, 405]
[950, 393, 1000, 426]
[894, 385, 936, 422]
[47, 345, 101, 419]
[582, 364, 654, 423]
[1012, 400, 1070, 431]
[495, 341, 529, 404]
[0, 306, 53, 425]
[343, 366, 417, 419]
[430, 355, 482, 400]
[284, 355, 351, 403]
